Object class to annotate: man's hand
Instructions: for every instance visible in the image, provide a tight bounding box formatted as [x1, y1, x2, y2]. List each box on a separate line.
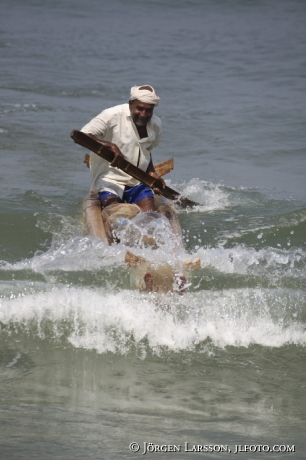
[148, 171, 166, 194]
[86, 134, 124, 167]
[108, 143, 124, 167]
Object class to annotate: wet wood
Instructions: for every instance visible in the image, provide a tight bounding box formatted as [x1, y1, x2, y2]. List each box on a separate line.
[83, 195, 108, 242]
[154, 158, 174, 177]
[84, 154, 173, 177]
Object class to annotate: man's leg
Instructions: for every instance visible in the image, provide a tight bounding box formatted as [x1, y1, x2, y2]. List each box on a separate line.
[99, 191, 121, 208]
[124, 184, 156, 211]
[102, 195, 121, 208]
[136, 196, 156, 211]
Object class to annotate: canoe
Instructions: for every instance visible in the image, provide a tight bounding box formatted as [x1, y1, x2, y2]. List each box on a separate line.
[82, 156, 200, 293]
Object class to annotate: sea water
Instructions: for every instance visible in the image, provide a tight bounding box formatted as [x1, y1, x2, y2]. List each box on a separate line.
[1, 0, 306, 458]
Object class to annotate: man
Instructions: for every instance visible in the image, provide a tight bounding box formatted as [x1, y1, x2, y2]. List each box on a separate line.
[81, 85, 165, 211]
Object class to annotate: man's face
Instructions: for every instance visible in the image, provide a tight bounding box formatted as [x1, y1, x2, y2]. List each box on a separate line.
[129, 100, 154, 127]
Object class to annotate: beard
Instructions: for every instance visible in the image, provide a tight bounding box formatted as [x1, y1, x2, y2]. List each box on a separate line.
[131, 113, 149, 127]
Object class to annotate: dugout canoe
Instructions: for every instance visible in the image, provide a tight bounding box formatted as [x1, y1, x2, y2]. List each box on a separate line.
[82, 157, 200, 293]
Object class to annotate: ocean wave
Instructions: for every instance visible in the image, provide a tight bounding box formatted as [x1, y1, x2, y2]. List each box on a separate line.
[195, 244, 306, 279]
[1, 286, 305, 355]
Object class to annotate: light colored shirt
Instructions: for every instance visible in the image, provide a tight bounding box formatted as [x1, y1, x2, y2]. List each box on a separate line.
[81, 103, 162, 197]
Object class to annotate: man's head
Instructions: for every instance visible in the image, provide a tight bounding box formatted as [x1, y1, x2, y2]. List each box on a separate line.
[129, 85, 160, 127]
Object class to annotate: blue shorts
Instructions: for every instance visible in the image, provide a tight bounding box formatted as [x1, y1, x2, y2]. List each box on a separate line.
[99, 183, 154, 206]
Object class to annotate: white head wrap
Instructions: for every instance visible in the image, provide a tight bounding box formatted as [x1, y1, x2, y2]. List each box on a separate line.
[130, 85, 160, 106]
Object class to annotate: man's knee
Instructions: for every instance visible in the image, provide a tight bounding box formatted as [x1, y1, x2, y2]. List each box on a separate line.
[137, 197, 156, 212]
[99, 191, 121, 208]
[102, 195, 121, 208]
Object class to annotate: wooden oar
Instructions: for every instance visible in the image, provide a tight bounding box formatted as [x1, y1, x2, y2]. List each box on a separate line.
[70, 130, 198, 208]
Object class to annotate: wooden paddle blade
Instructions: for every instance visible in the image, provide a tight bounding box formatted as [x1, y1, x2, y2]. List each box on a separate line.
[154, 158, 174, 177]
[175, 196, 199, 209]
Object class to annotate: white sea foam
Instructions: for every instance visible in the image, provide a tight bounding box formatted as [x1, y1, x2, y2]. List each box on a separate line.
[1, 286, 305, 354]
[170, 178, 230, 212]
[1, 103, 38, 114]
[2, 231, 305, 285]
[194, 244, 306, 278]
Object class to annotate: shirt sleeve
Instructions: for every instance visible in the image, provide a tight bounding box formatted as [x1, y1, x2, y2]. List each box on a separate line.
[80, 110, 109, 138]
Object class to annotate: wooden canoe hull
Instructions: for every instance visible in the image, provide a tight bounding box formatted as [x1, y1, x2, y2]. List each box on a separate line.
[83, 194, 108, 242]
[82, 154, 200, 292]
